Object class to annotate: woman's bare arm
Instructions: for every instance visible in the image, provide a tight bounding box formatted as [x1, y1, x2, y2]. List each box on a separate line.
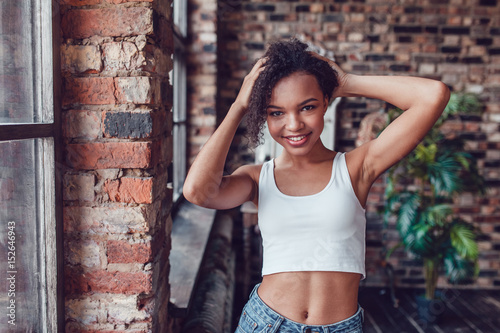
[313, 53, 450, 205]
[342, 74, 450, 181]
[183, 59, 266, 209]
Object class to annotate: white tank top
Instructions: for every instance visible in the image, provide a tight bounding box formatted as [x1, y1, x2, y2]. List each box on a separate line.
[258, 152, 366, 279]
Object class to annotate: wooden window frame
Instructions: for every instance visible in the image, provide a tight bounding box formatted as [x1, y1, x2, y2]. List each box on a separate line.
[172, 0, 188, 203]
[0, 0, 63, 330]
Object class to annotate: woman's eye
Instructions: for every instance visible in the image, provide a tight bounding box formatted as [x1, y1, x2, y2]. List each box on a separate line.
[269, 111, 283, 117]
[302, 105, 315, 111]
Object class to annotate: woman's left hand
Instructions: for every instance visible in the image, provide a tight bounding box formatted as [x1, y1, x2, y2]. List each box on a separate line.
[309, 52, 350, 99]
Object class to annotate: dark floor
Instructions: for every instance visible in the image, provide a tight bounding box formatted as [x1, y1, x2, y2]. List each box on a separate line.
[358, 287, 500, 333]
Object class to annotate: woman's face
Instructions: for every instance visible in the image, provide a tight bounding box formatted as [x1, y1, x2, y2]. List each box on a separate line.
[266, 72, 328, 156]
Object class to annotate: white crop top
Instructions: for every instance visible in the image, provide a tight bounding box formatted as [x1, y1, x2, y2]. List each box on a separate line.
[258, 152, 366, 279]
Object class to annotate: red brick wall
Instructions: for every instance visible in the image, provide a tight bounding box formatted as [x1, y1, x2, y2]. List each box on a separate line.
[216, 0, 500, 289]
[60, 0, 173, 331]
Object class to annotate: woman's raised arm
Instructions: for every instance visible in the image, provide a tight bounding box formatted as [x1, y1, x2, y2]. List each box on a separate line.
[350, 75, 449, 206]
[342, 73, 450, 182]
[313, 53, 450, 205]
[183, 58, 266, 209]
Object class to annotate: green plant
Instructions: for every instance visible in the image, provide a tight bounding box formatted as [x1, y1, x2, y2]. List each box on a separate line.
[383, 92, 486, 300]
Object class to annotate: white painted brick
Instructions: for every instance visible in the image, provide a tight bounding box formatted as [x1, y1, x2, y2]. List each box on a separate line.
[66, 297, 103, 325]
[103, 295, 148, 324]
[63, 110, 101, 140]
[102, 42, 140, 71]
[63, 206, 152, 234]
[65, 238, 101, 268]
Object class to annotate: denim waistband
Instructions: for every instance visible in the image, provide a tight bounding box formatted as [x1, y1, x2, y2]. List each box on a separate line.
[247, 283, 364, 333]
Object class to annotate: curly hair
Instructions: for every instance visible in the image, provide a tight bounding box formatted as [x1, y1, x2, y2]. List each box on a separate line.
[246, 38, 339, 147]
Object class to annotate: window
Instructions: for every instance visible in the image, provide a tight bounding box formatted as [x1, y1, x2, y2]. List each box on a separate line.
[171, 0, 188, 202]
[0, 0, 60, 330]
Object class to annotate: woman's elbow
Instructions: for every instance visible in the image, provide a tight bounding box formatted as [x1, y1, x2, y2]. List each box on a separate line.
[182, 182, 215, 208]
[182, 182, 202, 206]
[433, 81, 451, 111]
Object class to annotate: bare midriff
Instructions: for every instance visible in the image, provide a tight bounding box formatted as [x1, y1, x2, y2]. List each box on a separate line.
[257, 271, 361, 325]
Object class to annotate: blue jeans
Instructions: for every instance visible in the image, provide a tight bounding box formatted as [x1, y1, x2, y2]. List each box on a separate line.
[236, 284, 364, 333]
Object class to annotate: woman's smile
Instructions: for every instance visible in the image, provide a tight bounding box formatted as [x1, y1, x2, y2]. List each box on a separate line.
[283, 132, 312, 146]
[266, 71, 328, 155]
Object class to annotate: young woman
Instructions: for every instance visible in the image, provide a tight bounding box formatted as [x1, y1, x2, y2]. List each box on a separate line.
[183, 39, 450, 333]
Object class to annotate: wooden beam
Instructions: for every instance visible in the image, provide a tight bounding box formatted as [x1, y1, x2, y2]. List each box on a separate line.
[0, 123, 54, 141]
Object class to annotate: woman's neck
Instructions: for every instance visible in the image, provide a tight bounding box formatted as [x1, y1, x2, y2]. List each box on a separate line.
[277, 140, 335, 168]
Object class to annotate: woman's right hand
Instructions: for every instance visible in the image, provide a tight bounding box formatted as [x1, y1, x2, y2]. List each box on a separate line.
[232, 57, 267, 113]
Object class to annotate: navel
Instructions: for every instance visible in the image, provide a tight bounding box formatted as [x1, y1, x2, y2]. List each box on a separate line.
[304, 311, 309, 319]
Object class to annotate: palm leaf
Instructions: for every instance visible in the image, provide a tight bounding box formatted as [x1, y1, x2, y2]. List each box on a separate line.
[454, 152, 470, 171]
[450, 220, 479, 260]
[406, 223, 434, 257]
[428, 155, 462, 194]
[444, 249, 478, 284]
[441, 92, 481, 123]
[396, 192, 421, 238]
[414, 143, 437, 164]
[420, 204, 453, 227]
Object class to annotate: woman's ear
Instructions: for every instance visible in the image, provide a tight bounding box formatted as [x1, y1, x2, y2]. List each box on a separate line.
[323, 95, 329, 114]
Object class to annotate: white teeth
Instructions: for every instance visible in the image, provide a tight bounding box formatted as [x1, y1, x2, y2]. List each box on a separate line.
[288, 135, 306, 141]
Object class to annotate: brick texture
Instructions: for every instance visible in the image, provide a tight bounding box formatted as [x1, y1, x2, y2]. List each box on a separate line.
[115, 77, 158, 104]
[66, 142, 152, 169]
[104, 177, 154, 204]
[61, 0, 173, 331]
[65, 268, 153, 295]
[61, 7, 153, 39]
[63, 110, 102, 140]
[63, 206, 152, 234]
[61, 44, 102, 74]
[63, 77, 115, 105]
[107, 240, 152, 263]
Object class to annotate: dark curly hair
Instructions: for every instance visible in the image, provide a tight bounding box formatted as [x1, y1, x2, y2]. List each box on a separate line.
[246, 38, 339, 147]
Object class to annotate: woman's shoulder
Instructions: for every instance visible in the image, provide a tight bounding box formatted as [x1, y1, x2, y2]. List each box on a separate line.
[233, 163, 264, 182]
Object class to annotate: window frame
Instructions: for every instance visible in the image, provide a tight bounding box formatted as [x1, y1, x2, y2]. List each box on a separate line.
[0, 0, 63, 330]
[171, 0, 188, 203]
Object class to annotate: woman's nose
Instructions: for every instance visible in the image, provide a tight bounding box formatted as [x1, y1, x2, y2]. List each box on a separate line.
[286, 114, 303, 131]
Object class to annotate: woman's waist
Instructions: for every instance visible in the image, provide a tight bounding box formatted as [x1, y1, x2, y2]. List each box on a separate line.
[258, 271, 361, 325]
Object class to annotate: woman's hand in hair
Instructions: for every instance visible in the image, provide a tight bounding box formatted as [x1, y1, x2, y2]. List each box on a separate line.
[232, 57, 267, 115]
[309, 52, 350, 99]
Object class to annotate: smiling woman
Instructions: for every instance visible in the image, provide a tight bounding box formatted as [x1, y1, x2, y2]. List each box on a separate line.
[183, 38, 449, 333]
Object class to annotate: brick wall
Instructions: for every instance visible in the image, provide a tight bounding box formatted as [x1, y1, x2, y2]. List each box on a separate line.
[187, 0, 218, 164]
[60, 0, 174, 331]
[216, 0, 500, 289]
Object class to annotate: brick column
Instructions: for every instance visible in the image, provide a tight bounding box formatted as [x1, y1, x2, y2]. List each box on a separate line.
[60, 0, 173, 331]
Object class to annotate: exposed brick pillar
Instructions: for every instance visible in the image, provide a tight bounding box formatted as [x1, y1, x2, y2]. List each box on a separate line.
[60, 0, 173, 331]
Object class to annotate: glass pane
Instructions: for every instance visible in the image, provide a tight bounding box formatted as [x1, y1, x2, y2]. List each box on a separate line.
[0, 139, 42, 331]
[173, 47, 186, 123]
[0, 0, 36, 124]
[173, 124, 186, 202]
[173, 0, 187, 37]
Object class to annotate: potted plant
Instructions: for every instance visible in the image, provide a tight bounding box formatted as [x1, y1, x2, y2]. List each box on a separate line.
[382, 92, 486, 323]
